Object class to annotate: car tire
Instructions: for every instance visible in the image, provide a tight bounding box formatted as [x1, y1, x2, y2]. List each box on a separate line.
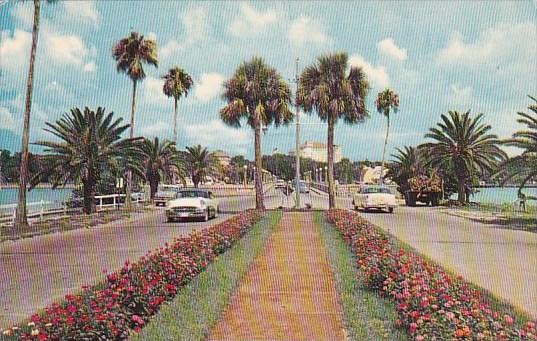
[167, 217, 174, 223]
[388, 207, 394, 214]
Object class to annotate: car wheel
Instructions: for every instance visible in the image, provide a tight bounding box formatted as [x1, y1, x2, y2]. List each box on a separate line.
[167, 217, 174, 223]
[388, 207, 394, 214]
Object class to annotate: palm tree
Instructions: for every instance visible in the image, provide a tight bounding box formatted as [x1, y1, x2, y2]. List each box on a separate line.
[183, 145, 217, 188]
[112, 31, 158, 209]
[220, 57, 293, 209]
[139, 137, 184, 199]
[297, 52, 369, 208]
[376, 88, 400, 183]
[162, 66, 193, 143]
[31, 107, 140, 214]
[15, 0, 55, 229]
[495, 96, 537, 193]
[388, 145, 426, 194]
[421, 111, 506, 204]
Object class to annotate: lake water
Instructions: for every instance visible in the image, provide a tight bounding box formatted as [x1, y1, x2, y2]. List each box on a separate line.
[0, 187, 73, 216]
[450, 187, 537, 206]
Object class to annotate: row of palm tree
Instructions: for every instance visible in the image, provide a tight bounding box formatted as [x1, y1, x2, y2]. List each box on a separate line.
[390, 97, 536, 205]
[30, 106, 219, 214]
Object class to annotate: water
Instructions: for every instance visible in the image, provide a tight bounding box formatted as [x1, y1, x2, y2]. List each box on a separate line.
[0, 187, 73, 216]
[450, 187, 537, 206]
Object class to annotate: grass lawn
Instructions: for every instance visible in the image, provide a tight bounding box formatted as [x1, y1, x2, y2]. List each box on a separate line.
[313, 211, 409, 341]
[131, 211, 282, 341]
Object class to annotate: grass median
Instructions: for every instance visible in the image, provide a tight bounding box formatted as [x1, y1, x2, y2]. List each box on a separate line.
[313, 211, 409, 341]
[131, 211, 282, 341]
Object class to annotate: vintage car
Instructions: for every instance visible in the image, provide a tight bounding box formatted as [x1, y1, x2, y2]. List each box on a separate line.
[352, 185, 396, 213]
[154, 185, 182, 207]
[165, 188, 219, 222]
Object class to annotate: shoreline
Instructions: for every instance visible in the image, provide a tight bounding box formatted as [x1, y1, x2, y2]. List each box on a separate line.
[0, 184, 76, 189]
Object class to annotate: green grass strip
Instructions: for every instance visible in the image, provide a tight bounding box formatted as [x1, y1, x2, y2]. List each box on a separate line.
[131, 211, 282, 341]
[313, 211, 409, 341]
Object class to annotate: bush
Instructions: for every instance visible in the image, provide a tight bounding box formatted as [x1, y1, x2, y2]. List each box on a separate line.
[1, 210, 263, 340]
[326, 209, 536, 341]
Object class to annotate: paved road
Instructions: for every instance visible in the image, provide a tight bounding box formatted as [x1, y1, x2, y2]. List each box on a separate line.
[360, 206, 537, 318]
[2, 188, 535, 328]
[0, 192, 274, 329]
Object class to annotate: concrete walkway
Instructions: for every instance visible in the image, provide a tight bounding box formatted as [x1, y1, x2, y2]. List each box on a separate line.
[209, 212, 346, 341]
[361, 206, 537, 318]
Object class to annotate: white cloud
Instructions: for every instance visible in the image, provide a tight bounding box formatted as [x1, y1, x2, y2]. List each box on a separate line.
[140, 121, 171, 136]
[83, 62, 96, 72]
[45, 33, 95, 67]
[450, 84, 473, 105]
[228, 3, 277, 36]
[289, 17, 329, 44]
[194, 73, 225, 102]
[348, 54, 390, 89]
[146, 32, 157, 41]
[0, 29, 31, 74]
[436, 23, 536, 65]
[183, 120, 249, 148]
[142, 76, 168, 105]
[0, 107, 17, 132]
[161, 6, 207, 60]
[377, 38, 407, 61]
[63, 1, 100, 27]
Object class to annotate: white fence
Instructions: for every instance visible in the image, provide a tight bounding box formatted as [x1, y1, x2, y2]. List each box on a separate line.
[0, 193, 147, 224]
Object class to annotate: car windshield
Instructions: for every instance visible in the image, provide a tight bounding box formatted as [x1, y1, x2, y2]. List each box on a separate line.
[363, 187, 391, 194]
[177, 190, 209, 198]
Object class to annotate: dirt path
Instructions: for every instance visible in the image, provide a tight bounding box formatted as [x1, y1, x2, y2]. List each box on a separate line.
[209, 212, 346, 341]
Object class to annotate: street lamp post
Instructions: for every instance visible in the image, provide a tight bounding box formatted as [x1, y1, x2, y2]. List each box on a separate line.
[243, 165, 247, 187]
[324, 166, 328, 186]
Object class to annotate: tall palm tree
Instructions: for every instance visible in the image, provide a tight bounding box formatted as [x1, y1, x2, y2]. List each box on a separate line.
[31, 107, 140, 214]
[139, 137, 184, 199]
[220, 57, 293, 209]
[112, 31, 158, 209]
[495, 96, 537, 192]
[162, 66, 193, 143]
[297, 52, 369, 208]
[15, 0, 55, 229]
[183, 145, 217, 188]
[421, 111, 506, 204]
[376, 88, 399, 183]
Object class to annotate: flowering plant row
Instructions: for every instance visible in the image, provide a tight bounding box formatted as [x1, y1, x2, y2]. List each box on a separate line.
[325, 209, 536, 341]
[2, 209, 264, 341]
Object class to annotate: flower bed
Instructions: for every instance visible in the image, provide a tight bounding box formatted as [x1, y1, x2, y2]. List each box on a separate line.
[326, 209, 536, 341]
[2, 210, 263, 340]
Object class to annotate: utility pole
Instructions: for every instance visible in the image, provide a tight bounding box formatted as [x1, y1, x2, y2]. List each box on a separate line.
[294, 58, 301, 209]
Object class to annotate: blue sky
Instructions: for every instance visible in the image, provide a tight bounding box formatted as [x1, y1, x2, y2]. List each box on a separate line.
[1, 0, 536, 161]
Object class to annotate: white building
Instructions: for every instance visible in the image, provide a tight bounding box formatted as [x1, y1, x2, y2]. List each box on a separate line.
[213, 150, 231, 167]
[289, 141, 342, 163]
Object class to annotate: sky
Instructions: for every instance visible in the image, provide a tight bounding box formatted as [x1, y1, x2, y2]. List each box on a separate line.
[0, 0, 536, 161]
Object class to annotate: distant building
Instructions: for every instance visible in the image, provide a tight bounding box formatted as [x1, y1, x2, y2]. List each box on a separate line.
[289, 141, 342, 163]
[213, 150, 231, 167]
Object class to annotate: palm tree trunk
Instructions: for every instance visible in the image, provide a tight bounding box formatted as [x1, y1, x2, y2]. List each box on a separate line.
[327, 114, 336, 209]
[15, 0, 40, 230]
[457, 179, 466, 205]
[254, 121, 265, 210]
[173, 97, 178, 144]
[380, 114, 390, 184]
[82, 179, 96, 215]
[125, 79, 137, 210]
[149, 177, 158, 200]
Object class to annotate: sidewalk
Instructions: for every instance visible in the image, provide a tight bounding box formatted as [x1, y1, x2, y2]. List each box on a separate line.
[209, 212, 346, 341]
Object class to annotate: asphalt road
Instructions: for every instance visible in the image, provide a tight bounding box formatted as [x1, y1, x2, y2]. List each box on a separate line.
[0, 195, 255, 328]
[1, 189, 535, 328]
